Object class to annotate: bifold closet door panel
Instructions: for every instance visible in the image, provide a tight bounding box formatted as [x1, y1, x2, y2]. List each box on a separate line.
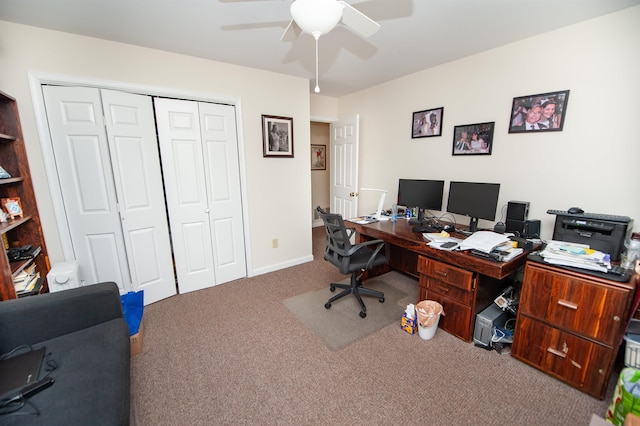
[42, 85, 131, 292]
[101, 89, 177, 304]
[154, 98, 218, 294]
[198, 101, 246, 284]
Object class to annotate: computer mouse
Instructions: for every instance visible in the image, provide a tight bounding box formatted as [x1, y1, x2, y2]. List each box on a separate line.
[568, 207, 584, 214]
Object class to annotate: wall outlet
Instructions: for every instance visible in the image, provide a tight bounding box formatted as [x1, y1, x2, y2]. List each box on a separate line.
[272, 238, 278, 248]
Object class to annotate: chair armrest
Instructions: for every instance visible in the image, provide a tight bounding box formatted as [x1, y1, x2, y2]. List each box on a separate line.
[0, 282, 124, 353]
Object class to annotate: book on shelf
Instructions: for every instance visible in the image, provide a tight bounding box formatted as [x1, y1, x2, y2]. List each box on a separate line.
[15, 272, 41, 295]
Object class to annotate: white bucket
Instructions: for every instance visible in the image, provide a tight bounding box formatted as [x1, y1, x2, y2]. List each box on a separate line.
[417, 314, 441, 340]
[415, 300, 444, 340]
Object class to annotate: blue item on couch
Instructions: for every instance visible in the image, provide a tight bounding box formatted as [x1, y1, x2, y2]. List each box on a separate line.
[121, 290, 144, 336]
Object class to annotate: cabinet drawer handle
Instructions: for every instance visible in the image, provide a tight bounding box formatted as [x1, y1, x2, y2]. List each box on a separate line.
[435, 270, 448, 277]
[557, 299, 578, 310]
[437, 285, 450, 293]
[547, 347, 567, 359]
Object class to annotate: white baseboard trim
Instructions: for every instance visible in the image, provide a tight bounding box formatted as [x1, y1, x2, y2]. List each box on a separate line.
[249, 255, 314, 277]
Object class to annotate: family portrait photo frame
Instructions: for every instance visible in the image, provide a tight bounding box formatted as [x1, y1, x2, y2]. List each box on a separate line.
[311, 144, 326, 170]
[508, 90, 570, 133]
[452, 122, 495, 156]
[262, 115, 294, 158]
[411, 107, 444, 138]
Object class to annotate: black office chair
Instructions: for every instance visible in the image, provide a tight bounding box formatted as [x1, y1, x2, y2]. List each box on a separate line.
[317, 206, 388, 318]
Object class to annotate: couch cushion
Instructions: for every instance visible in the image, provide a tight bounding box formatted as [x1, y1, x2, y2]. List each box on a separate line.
[1, 318, 130, 426]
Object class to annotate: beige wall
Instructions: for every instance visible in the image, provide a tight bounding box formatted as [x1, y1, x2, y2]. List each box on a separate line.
[0, 20, 313, 275]
[336, 6, 640, 239]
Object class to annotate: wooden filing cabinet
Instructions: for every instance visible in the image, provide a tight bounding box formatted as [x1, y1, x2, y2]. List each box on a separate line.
[511, 261, 635, 399]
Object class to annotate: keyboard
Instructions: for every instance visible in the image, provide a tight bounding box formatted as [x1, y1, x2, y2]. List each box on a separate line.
[413, 225, 442, 233]
[546, 209, 632, 224]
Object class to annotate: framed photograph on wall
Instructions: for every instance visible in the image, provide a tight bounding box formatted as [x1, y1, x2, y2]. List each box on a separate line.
[311, 144, 326, 170]
[262, 115, 294, 157]
[452, 122, 494, 156]
[508, 90, 570, 133]
[411, 107, 444, 138]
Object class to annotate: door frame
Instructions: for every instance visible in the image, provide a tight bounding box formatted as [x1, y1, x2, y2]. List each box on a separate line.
[27, 71, 253, 277]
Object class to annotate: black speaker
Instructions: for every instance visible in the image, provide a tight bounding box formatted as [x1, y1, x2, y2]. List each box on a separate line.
[505, 201, 529, 235]
[506, 201, 529, 222]
[524, 220, 541, 238]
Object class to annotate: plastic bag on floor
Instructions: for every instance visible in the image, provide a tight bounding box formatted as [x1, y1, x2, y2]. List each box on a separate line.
[121, 290, 144, 336]
[415, 300, 444, 328]
[606, 368, 640, 425]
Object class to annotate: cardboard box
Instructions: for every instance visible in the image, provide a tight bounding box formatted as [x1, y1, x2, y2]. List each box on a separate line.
[130, 319, 144, 356]
[400, 312, 417, 334]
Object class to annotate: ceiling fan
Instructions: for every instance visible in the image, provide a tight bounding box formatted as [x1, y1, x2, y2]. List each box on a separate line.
[280, 0, 380, 93]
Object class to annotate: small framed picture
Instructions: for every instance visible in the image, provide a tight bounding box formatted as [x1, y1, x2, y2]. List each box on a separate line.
[411, 107, 444, 138]
[311, 144, 326, 170]
[1, 197, 23, 219]
[508, 90, 570, 133]
[262, 115, 294, 158]
[452, 122, 495, 156]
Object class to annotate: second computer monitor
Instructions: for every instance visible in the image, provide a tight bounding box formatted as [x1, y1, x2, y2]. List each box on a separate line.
[446, 181, 500, 232]
[397, 179, 444, 224]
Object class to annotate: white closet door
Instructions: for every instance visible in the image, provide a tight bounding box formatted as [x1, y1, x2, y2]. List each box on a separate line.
[101, 89, 177, 304]
[155, 98, 217, 293]
[199, 102, 246, 284]
[42, 85, 130, 292]
[43, 86, 177, 304]
[154, 98, 246, 293]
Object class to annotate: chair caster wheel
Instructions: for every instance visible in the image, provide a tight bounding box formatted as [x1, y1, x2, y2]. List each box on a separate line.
[379, 297, 385, 303]
[360, 311, 366, 318]
[325, 303, 331, 309]
[330, 285, 336, 292]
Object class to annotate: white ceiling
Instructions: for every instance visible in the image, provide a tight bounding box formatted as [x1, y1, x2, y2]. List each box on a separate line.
[1, 0, 638, 97]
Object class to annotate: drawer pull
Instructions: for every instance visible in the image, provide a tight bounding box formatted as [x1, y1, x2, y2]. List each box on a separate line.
[437, 286, 450, 293]
[547, 347, 567, 359]
[435, 270, 448, 277]
[557, 299, 578, 310]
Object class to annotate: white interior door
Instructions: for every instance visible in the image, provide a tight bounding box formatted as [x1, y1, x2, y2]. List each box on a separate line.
[42, 85, 130, 292]
[330, 115, 359, 218]
[199, 102, 247, 284]
[101, 89, 177, 304]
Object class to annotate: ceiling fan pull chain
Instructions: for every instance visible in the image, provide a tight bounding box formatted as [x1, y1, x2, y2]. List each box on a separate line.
[314, 33, 320, 93]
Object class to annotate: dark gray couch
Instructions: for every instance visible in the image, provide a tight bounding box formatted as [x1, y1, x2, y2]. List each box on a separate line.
[0, 282, 130, 425]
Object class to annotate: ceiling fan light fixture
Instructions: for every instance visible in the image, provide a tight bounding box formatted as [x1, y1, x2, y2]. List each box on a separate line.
[290, 0, 343, 37]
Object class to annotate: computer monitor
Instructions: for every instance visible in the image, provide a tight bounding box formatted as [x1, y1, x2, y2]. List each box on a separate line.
[446, 181, 501, 232]
[397, 179, 444, 225]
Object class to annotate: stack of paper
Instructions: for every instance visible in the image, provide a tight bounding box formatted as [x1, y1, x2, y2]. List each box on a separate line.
[458, 231, 510, 253]
[539, 240, 611, 272]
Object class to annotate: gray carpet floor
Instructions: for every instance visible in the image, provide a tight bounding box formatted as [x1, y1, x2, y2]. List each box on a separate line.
[130, 227, 617, 425]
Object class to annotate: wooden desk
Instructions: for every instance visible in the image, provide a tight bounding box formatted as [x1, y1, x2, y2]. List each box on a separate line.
[350, 218, 528, 341]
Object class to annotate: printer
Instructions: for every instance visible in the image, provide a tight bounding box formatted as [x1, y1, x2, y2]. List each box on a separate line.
[548, 210, 634, 261]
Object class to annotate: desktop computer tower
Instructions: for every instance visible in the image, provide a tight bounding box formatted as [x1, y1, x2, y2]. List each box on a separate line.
[473, 304, 508, 348]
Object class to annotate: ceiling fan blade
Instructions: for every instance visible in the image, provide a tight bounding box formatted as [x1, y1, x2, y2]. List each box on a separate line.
[280, 19, 302, 42]
[339, 1, 380, 38]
